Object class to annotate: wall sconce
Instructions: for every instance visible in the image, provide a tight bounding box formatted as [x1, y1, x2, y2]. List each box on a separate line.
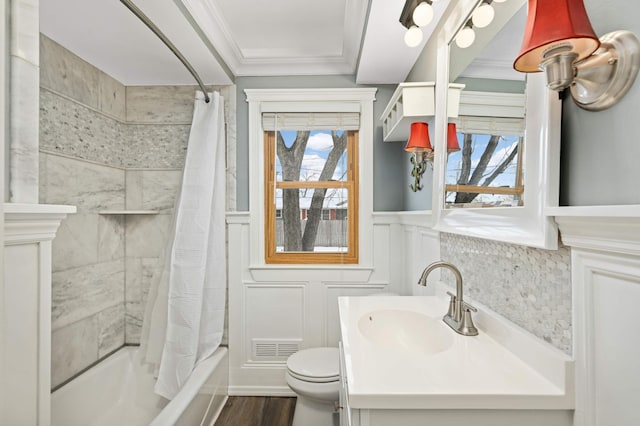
[405, 122, 433, 192]
[514, 0, 640, 111]
[400, 0, 435, 47]
[405, 122, 460, 192]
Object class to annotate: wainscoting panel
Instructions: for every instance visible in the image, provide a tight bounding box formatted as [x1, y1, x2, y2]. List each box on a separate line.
[572, 250, 640, 426]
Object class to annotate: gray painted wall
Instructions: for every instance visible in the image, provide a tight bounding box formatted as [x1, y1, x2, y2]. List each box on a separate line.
[234, 76, 403, 212]
[560, 0, 640, 206]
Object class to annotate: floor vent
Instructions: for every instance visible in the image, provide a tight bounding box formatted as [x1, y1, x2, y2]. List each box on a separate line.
[252, 339, 301, 360]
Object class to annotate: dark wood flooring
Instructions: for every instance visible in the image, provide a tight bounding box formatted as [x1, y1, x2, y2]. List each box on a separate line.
[215, 396, 296, 426]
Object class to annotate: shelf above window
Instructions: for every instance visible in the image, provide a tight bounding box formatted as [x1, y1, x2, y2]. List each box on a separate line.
[380, 82, 464, 142]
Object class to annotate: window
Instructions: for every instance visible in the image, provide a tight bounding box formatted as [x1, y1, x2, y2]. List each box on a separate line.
[264, 116, 359, 264]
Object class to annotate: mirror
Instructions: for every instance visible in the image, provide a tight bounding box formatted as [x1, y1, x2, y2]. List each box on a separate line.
[447, 5, 527, 208]
[432, 0, 561, 249]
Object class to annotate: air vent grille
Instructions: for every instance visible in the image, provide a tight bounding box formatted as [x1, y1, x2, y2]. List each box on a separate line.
[252, 339, 301, 360]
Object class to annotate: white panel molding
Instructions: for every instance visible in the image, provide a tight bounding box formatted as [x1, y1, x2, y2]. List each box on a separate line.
[571, 249, 640, 426]
[2, 203, 74, 425]
[249, 267, 373, 283]
[554, 211, 640, 426]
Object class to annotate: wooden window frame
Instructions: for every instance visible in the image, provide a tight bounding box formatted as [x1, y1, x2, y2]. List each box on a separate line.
[264, 130, 359, 264]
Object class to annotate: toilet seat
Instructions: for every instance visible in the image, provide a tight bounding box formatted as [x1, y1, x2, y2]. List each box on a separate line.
[286, 347, 339, 383]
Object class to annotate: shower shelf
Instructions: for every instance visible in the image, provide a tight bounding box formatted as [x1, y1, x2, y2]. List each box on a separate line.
[98, 210, 159, 215]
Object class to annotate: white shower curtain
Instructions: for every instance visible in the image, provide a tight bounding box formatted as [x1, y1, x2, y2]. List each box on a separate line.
[140, 91, 226, 400]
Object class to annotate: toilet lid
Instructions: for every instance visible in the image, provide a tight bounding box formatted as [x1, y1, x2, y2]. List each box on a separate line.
[287, 347, 339, 383]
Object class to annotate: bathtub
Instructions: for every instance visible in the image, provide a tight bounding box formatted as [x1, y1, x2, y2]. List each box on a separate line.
[51, 346, 228, 426]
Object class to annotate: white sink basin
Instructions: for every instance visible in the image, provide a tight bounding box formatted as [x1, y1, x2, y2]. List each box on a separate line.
[357, 309, 453, 356]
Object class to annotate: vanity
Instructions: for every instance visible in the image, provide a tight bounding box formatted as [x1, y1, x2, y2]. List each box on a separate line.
[337, 288, 574, 426]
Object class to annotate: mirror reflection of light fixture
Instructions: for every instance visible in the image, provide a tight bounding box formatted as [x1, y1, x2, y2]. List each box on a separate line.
[447, 123, 461, 153]
[514, 0, 640, 111]
[405, 122, 461, 192]
[472, 1, 495, 29]
[455, 20, 476, 49]
[405, 122, 433, 192]
[400, 0, 434, 48]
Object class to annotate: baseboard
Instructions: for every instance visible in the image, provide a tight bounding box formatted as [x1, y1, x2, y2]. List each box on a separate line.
[228, 385, 296, 397]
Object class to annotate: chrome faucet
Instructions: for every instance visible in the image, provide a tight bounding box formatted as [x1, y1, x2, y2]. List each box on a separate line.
[418, 261, 478, 336]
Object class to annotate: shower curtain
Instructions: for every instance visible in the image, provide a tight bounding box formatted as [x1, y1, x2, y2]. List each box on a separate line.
[140, 91, 226, 400]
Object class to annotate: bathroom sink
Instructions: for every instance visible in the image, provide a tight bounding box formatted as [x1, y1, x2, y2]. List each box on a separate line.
[357, 309, 453, 356]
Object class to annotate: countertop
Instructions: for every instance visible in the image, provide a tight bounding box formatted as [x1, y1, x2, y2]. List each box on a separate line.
[338, 290, 574, 410]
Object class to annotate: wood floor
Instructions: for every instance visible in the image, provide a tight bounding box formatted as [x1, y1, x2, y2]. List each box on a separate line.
[214, 396, 296, 426]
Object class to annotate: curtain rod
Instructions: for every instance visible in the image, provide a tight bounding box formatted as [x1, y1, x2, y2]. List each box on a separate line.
[119, 0, 211, 103]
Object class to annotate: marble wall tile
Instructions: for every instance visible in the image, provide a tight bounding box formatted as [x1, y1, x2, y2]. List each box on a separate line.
[98, 214, 125, 262]
[125, 257, 143, 303]
[125, 214, 172, 258]
[141, 258, 163, 306]
[125, 301, 143, 344]
[10, 56, 39, 203]
[440, 233, 572, 354]
[52, 213, 99, 273]
[44, 154, 125, 213]
[98, 71, 126, 121]
[40, 89, 127, 168]
[52, 260, 125, 330]
[125, 169, 182, 212]
[51, 316, 99, 388]
[39, 34, 99, 109]
[124, 170, 143, 210]
[98, 304, 125, 358]
[39, 151, 48, 203]
[11, 0, 39, 66]
[125, 124, 190, 169]
[126, 86, 229, 124]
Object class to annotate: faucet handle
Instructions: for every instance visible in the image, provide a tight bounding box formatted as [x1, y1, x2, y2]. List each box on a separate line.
[446, 291, 457, 301]
[461, 301, 477, 313]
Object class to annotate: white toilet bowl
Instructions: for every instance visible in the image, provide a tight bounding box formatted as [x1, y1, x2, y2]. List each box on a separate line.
[286, 347, 340, 426]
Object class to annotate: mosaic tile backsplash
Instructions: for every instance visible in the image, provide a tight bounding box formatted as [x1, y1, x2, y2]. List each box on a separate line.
[440, 233, 572, 354]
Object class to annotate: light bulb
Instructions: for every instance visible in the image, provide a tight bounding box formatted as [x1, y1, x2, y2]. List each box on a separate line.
[455, 27, 476, 48]
[404, 25, 423, 47]
[472, 3, 495, 28]
[412, 1, 434, 27]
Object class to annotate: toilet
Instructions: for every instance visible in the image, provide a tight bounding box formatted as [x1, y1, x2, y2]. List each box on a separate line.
[286, 347, 340, 426]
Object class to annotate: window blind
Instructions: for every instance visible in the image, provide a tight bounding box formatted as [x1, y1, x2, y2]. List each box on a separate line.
[262, 112, 360, 131]
[454, 116, 525, 137]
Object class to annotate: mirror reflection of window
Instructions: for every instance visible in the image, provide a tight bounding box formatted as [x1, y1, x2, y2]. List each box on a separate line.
[445, 130, 523, 208]
[446, 2, 527, 209]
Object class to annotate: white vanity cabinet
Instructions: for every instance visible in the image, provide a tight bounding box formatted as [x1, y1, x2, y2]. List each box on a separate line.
[337, 293, 575, 426]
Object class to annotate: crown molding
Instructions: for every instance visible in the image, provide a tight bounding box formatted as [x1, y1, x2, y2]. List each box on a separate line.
[178, 0, 369, 77]
[548, 206, 640, 256]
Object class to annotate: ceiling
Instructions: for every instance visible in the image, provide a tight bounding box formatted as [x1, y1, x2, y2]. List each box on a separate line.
[40, 0, 525, 87]
[40, 0, 438, 86]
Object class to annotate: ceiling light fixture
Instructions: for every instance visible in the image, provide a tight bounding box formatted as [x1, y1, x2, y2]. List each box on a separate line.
[400, 0, 434, 48]
[514, 0, 640, 111]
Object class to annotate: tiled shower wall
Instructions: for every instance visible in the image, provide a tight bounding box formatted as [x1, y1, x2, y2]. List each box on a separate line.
[39, 35, 234, 387]
[440, 233, 572, 354]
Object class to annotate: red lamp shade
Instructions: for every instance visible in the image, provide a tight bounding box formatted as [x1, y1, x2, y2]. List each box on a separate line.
[405, 122, 432, 153]
[446, 123, 460, 153]
[514, 0, 600, 72]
